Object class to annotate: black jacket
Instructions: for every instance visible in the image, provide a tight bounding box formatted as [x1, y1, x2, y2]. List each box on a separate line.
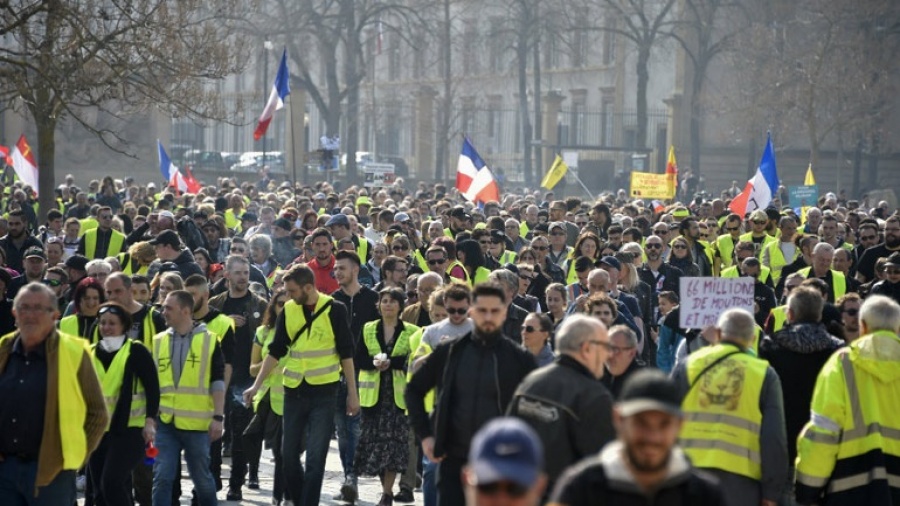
[551, 440, 727, 506]
[759, 323, 844, 461]
[405, 331, 536, 460]
[170, 248, 205, 280]
[600, 358, 645, 399]
[503, 302, 529, 344]
[508, 355, 615, 486]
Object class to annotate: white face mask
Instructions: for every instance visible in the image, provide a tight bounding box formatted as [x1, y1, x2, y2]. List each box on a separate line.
[99, 336, 126, 352]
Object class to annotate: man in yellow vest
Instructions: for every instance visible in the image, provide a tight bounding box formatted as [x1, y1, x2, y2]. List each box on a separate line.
[242, 264, 359, 506]
[326, 213, 373, 264]
[77, 206, 126, 260]
[96, 273, 166, 347]
[152, 290, 226, 506]
[0, 282, 108, 503]
[761, 216, 800, 284]
[799, 243, 847, 303]
[672, 308, 788, 506]
[713, 213, 744, 276]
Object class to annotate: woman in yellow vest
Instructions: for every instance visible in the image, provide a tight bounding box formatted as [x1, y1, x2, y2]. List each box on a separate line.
[564, 232, 602, 284]
[118, 241, 154, 276]
[87, 302, 160, 506]
[355, 287, 419, 506]
[58, 277, 105, 341]
[456, 239, 491, 287]
[247, 290, 290, 506]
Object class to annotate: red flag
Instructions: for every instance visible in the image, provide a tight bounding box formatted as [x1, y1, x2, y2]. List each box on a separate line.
[10, 135, 39, 194]
[182, 167, 202, 194]
[0, 145, 9, 166]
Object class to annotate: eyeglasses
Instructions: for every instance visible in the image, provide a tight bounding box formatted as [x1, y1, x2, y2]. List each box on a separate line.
[645, 243, 662, 249]
[726, 226, 741, 231]
[753, 220, 767, 225]
[609, 345, 635, 355]
[533, 246, 548, 251]
[392, 245, 409, 251]
[42, 278, 62, 287]
[427, 259, 446, 266]
[446, 307, 468, 315]
[672, 244, 688, 250]
[588, 339, 614, 352]
[476, 481, 528, 498]
[842, 308, 859, 316]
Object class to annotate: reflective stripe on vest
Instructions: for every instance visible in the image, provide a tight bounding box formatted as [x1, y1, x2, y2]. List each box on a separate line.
[680, 344, 768, 480]
[282, 295, 341, 388]
[154, 330, 215, 430]
[91, 340, 147, 429]
[798, 268, 846, 301]
[254, 327, 285, 416]
[358, 320, 418, 410]
[84, 228, 125, 260]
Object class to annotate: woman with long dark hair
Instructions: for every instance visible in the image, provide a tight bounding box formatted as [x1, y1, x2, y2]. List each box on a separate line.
[247, 290, 290, 506]
[455, 239, 490, 286]
[58, 277, 106, 340]
[667, 236, 700, 277]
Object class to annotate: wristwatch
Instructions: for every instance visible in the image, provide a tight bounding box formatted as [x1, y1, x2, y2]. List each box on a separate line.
[213, 414, 225, 422]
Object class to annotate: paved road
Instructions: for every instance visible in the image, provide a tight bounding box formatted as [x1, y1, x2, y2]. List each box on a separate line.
[79, 440, 425, 505]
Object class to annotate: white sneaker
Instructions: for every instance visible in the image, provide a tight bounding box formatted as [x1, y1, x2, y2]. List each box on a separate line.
[76, 475, 86, 492]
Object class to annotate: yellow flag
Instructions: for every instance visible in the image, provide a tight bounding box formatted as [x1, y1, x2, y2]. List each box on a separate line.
[665, 146, 678, 199]
[804, 164, 816, 185]
[541, 154, 568, 190]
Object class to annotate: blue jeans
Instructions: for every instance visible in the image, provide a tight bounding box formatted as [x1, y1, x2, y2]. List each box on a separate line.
[152, 422, 217, 506]
[283, 383, 337, 506]
[334, 378, 361, 480]
[0, 457, 75, 506]
[422, 454, 438, 506]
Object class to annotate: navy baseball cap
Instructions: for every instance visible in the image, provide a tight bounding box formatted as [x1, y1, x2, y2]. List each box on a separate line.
[325, 214, 350, 228]
[468, 418, 543, 488]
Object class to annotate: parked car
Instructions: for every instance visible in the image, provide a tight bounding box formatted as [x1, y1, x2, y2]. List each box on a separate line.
[230, 151, 286, 174]
[183, 150, 226, 172]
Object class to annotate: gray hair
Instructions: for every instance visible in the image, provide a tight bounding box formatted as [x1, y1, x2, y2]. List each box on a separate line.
[417, 271, 444, 288]
[85, 259, 112, 274]
[13, 282, 57, 311]
[488, 269, 519, 295]
[859, 295, 900, 334]
[608, 324, 637, 348]
[787, 287, 824, 324]
[248, 234, 272, 256]
[556, 314, 607, 354]
[812, 242, 835, 256]
[587, 269, 609, 286]
[717, 308, 756, 344]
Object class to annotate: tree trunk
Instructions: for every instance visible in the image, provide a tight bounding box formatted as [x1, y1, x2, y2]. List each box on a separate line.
[435, 0, 452, 181]
[35, 110, 57, 222]
[517, 43, 532, 190]
[689, 59, 706, 175]
[635, 46, 650, 149]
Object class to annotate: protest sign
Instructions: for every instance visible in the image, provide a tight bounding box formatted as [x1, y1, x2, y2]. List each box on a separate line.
[679, 277, 754, 329]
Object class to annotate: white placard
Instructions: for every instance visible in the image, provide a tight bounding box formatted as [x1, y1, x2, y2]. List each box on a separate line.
[562, 150, 579, 169]
[679, 277, 754, 329]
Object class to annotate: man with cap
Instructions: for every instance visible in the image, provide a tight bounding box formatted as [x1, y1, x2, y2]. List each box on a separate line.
[237, 212, 258, 239]
[462, 417, 547, 506]
[546, 222, 572, 269]
[672, 308, 788, 506]
[869, 251, 900, 304]
[508, 315, 615, 493]
[326, 213, 373, 264]
[549, 369, 727, 506]
[549, 201, 579, 247]
[742, 209, 777, 258]
[313, 192, 328, 214]
[445, 207, 470, 238]
[488, 229, 517, 266]
[356, 196, 373, 225]
[7, 246, 47, 300]
[149, 230, 204, 280]
[77, 206, 126, 260]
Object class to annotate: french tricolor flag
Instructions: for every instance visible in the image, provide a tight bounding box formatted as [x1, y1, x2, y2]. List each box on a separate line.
[158, 140, 200, 194]
[729, 134, 780, 216]
[254, 49, 291, 141]
[455, 137, 500, 204]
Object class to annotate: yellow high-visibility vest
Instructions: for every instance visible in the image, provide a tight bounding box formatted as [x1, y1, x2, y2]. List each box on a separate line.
[205, 313, 235, 343]
[798, 267, 846, 302]
[358, 320, 418, 410]
[254, 327, 285, 416]
[91, 339, 147, 430]
[153, 329, 216, 431]
[282, 295, 342, 388]
[680, 344, 769, 480]
[83, 228, 125, 260]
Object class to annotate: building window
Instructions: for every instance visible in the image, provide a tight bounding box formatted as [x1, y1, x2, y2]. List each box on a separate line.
[463, 21, 479, 75]
[388, 33, 401, 80]
[601, 96, 614, 146]
[603, 19, 617, 65]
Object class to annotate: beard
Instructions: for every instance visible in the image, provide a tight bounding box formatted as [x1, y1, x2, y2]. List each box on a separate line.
[474, 323, 503, 342]
[886, 235, 900, 249]
[626, 444, 672, 474]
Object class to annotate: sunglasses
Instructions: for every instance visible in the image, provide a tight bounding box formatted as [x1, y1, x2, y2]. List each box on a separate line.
[645, 243, 662, 249]
[726, 226, 741, 231]
[476, 482, 528, 498]
[98, 305, 124, 316]
[392, 245, 409, 251]
[533, 246, 548, 251]
[521, 325, 544, 333]
[672, 244, 688, 250]
[843, 308, 859, 316]
[427, 259, 446, 266]
[519, 274, 535, 281]
[446, 307, 468, 315]
[753, 220, 767, 225]
[42, 278, 62, 287]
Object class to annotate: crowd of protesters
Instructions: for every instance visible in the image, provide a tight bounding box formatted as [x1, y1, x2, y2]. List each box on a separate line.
[0, 171, 896, 506]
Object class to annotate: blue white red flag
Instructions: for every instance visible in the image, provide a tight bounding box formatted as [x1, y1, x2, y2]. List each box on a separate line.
[456, 137, 500, 204]
[254, 49, 291, 141]
[730, 134, 779, 216]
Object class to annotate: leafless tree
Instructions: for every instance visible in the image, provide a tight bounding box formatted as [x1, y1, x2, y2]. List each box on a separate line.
[0, 0, 247, 217]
